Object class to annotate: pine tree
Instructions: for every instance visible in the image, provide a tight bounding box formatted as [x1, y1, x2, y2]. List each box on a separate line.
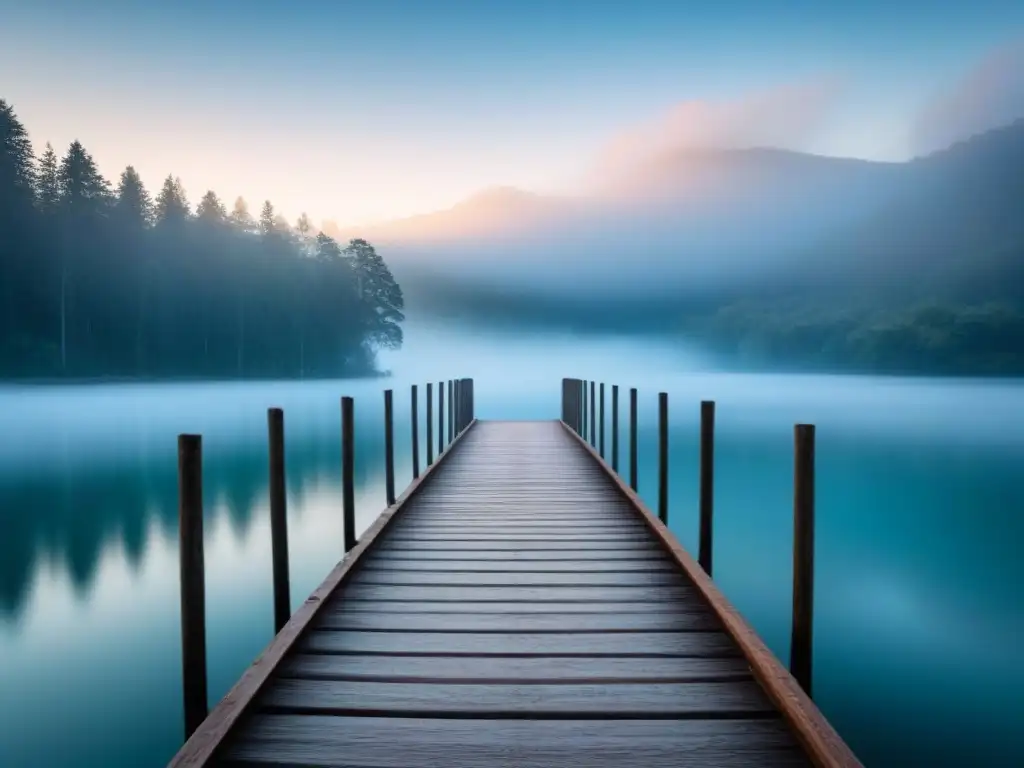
[196, 190, 227, 223]
[229, 196, 254, 232]
[57, 140, 111, 217]
[0, 99, 35, 210]
[344, 238, 406, 349]
[113, 166, 153, 228]
[154, 174, 190, 224]
[258, 200, 275, 236]
[35, 142, 60, 213]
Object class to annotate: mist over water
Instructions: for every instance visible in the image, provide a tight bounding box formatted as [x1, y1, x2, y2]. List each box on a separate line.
[1, 325, 1022, 767]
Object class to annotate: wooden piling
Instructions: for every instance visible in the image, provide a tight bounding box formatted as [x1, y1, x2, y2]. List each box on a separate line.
[426, 382, 434, 466]
[438, 381, 444, 456]
[177, 433, 208, 741]
[611, 385, 619, 472]
[582, 380, 588, 441]
[411, 385, 420, 479]
[448, 379, 454, 444]
[599, 382, 605, 458]
[384, 389, 395, 506]
[590, 380, 596, 448]
[658, 392, 668, 525]
[791, 423, 816, 698]
[341, 396, 356, 553]
[267, 409, 291, 634]
[629, 387, 638, 492]
[698, 400, 715, 576]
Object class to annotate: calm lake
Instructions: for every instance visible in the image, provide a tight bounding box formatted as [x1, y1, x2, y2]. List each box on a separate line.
[0, 325, 1022, 767]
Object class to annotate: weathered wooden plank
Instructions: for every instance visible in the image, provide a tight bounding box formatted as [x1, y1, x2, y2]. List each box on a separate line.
[348, 570, 687, 587]
[368, 550, 667, 562]
[339, 584, 693, 602]
[385, 532, 651, 541]
[359, 558, 676, 572]
[324, 600, 693, 614]
[375, 540, 662, 551]
[299, 630, 740, 657]
[392, 524, 645, 533]
[257, 678, 777, 717]
[279, 653, 752, 683]
[314, 610, 719, 632]
[222, 715, 812, 768]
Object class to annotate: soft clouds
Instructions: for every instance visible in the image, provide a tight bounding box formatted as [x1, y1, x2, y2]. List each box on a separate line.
[911, 38, 1024, 156]
[590, 78, 844, 183]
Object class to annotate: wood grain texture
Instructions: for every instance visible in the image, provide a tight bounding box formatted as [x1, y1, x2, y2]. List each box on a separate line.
[164, 419, 480, 768]
[221, 715, 813, 767]
[278, 653, 752, 683]
[299, 629, 741, 657]
[338, 584, 694, 602]
[314, 610, 720, 632]
[322, 600, 697, 614]
[347, 570, 687, 587]
[559, 421, 864, 768]
[358, 558, 677, 572]
[257, 678, 777, 717]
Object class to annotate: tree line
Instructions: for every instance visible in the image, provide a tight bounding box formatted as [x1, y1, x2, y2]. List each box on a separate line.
[0, 98, 405, 379]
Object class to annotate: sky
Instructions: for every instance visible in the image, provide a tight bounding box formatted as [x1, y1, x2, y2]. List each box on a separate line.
[2, 0, 1023, 228]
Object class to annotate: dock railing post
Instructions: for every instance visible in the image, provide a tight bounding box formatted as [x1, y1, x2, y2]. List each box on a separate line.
[177, 433, 208, 742]
[699, 400, 715, 575]
[455, 379, 461, 433]
[467, 378, 474, 422]
[611, 385, 619, 472]
[582, 380, 588, 441]
[658, 392, 668, 524]
[341, 396, 356, 553]
[267, 409, 291, 634]
[589, 381, 596, 448]
[448, 379, 454, 444]
[629, 387, 638, 492]
[599, 382, 605, 458]
[384, 389, 395, 506]
[791, 423, 816, 698]
[438, 381, 444, 456]
[426, 383, 434, 466]
[411, 385, 420, 479]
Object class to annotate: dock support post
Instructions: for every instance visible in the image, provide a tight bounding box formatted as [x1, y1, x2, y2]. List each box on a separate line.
[411, 385, 420, 479]
[426, 383, 434, 466]
[599, 382, 605, 458]
[658, 392, 668, 524]
[582, 380, 588, 441]
[699, 400, 715, 576]
[448, 379, 454, 445]
[177, 433, 208, 742]
[629, 387, 638, 492]
[341, 396, 356, 553]
[577, 379, 583, 436]
[611, 385, 619, 472]
[561, 378, 570, 428]
[384, 389, 395, 506]
[267, 409, 291, 633]
[455, 379, 461, 433]
[791, 423, 816, 698]
[466, 378, 474, 423]
[590, 381, 596, 447]
[438, 381, 444, 456]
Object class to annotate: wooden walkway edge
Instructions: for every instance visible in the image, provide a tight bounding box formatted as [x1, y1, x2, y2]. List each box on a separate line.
[559, 421, 861, 768]
[167, 418, 480, 768]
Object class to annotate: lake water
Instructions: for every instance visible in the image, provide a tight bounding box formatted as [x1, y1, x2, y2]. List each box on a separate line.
[0, 324, 1022, 767]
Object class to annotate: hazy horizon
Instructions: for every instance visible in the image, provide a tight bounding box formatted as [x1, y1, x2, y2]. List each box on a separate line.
[2, 2, 1023, 228]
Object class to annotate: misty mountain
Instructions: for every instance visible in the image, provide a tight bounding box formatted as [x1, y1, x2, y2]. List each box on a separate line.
[350, 147, 906, 306]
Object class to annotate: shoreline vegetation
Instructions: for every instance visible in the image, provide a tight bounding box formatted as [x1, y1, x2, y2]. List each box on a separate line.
[0, 98, 405, 381]
[682, 299, 1024, 378]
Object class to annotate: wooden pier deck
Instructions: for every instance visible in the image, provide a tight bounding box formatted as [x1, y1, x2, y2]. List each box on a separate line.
[169, 382, 862, 768]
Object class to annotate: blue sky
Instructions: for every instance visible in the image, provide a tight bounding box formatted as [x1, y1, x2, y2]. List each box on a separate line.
[2, 0, 1023, 225]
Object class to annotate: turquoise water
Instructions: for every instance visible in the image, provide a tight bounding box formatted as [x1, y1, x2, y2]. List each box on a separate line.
[0, 332, 1022, 767]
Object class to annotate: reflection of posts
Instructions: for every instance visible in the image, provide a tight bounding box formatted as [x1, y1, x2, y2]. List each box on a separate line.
[177, 433, 207, 742]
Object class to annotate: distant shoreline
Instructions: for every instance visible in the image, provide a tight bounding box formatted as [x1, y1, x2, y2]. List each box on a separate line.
[0, 370, 392, 386]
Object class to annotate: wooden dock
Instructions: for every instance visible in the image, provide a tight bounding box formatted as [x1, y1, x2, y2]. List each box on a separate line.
[168, 379, 862, 768]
